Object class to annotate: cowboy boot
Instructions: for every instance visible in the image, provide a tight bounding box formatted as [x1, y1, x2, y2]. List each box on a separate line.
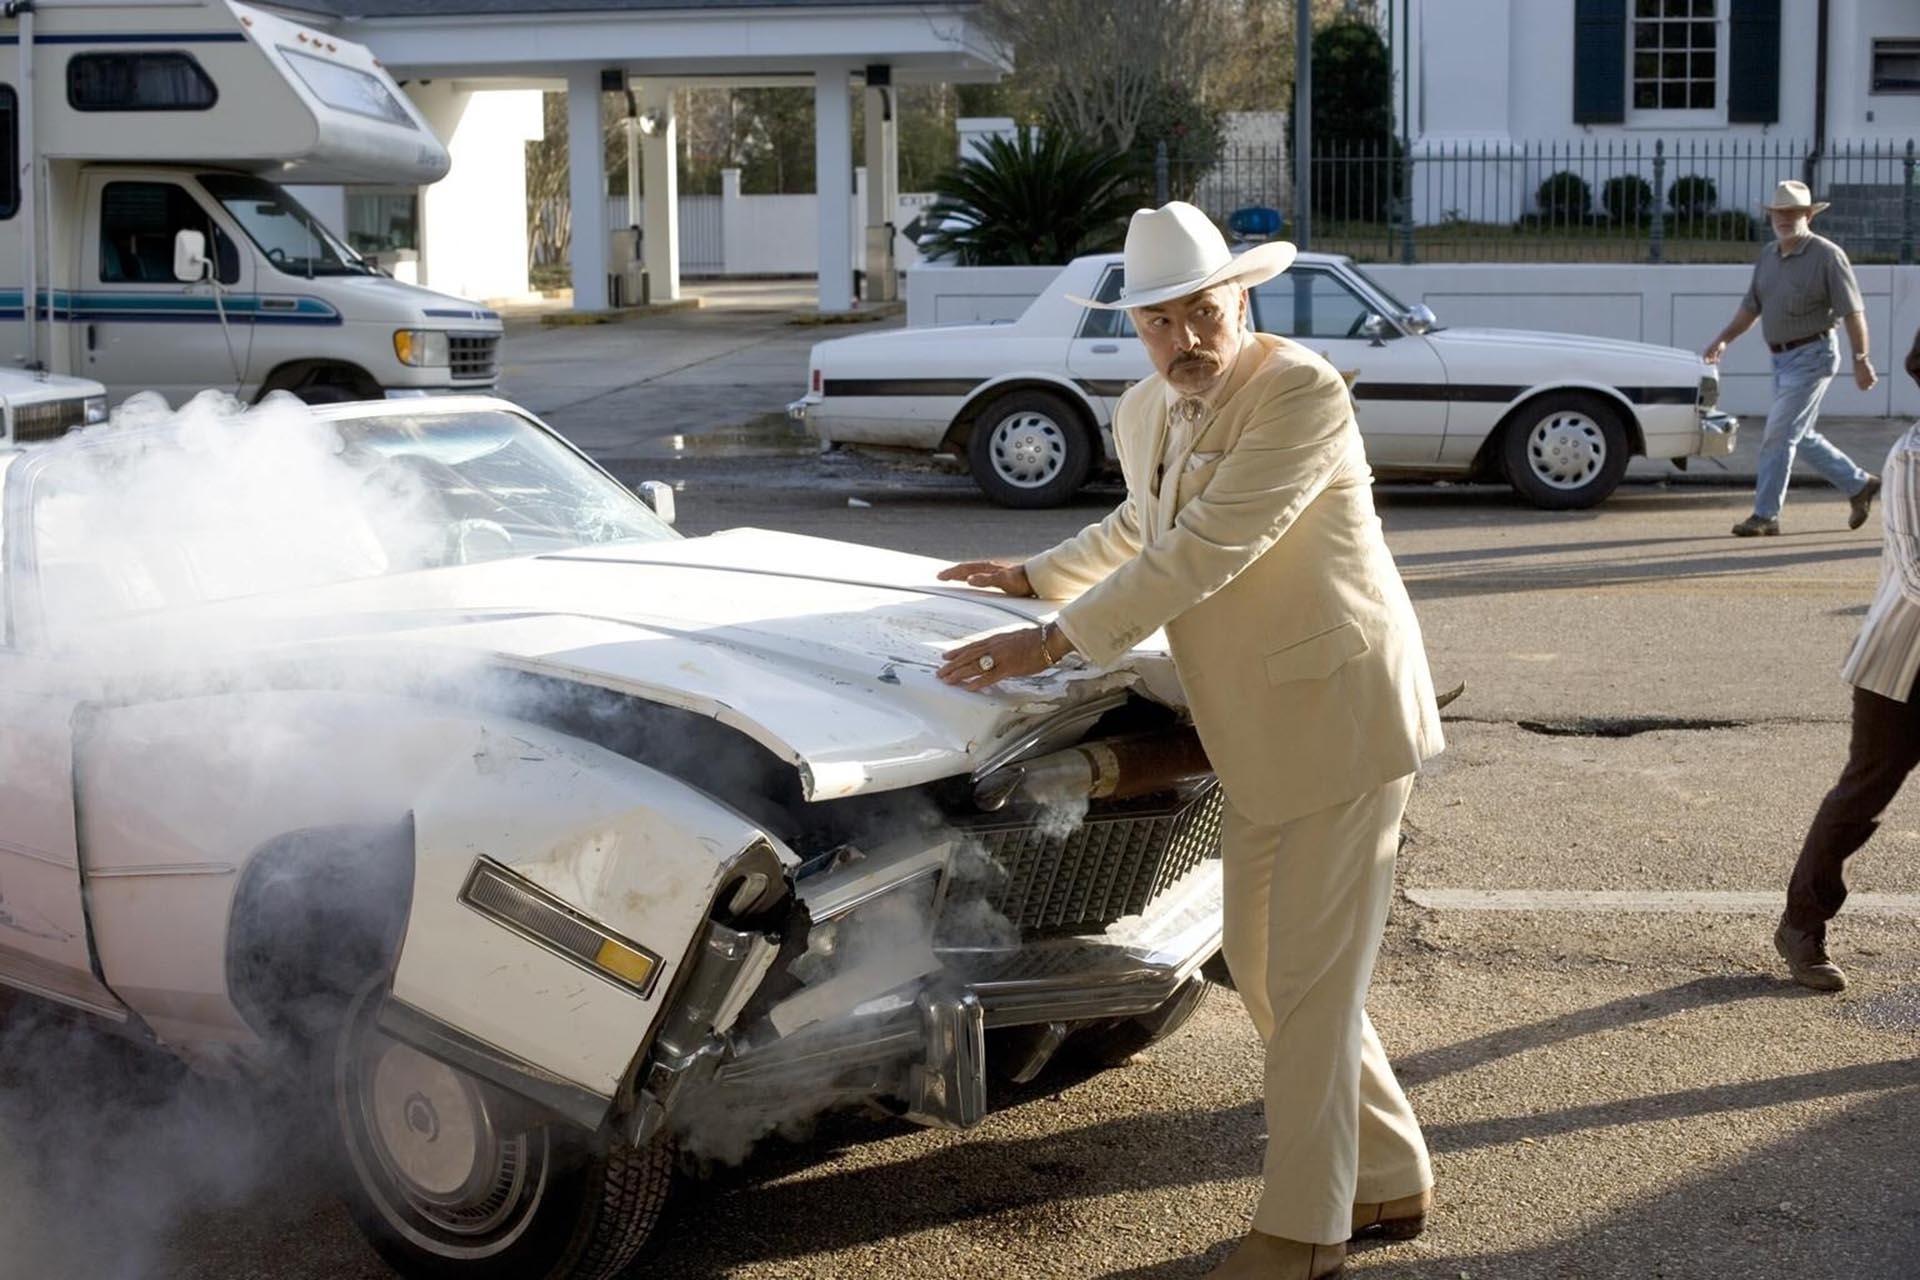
[1849, 475, 1882, 530]
[1350, 1188, 1431, 1242]
[1203, 1231, 1345, 1279]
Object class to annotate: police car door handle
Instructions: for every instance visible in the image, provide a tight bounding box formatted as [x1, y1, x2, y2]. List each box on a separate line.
[1091, 343, 1119, 354]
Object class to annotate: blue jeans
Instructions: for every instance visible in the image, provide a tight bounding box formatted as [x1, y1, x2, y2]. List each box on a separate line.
[1752, 333, 1868, 520]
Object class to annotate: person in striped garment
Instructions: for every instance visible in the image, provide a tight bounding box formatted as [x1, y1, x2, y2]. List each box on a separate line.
[1775, 324, 1920, 992]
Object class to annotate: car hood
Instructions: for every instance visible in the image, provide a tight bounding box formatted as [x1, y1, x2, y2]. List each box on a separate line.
[314, 274, 502, 328]
[100, 530, 1183, 802]
[1426, 326, 1705, 375]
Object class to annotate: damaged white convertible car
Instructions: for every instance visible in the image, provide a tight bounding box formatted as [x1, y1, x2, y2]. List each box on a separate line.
[0, 396, 1223, 1278]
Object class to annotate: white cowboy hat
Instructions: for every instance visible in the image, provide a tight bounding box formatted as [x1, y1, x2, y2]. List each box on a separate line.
[1761, 179, 1830, 216]
[1068, 201, 1296, 310]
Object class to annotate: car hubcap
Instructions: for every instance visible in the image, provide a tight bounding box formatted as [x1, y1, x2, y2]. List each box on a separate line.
[989, 412, 1066, 488]
[1527, 412, 1605, 490]
[360, 1037, 534, 1238]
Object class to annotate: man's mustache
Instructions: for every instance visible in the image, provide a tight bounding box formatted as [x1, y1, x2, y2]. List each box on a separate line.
[1173, 353, 1222, 371]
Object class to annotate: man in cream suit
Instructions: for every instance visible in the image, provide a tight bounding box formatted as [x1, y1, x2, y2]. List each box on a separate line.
[936, 202, 1445, 1280]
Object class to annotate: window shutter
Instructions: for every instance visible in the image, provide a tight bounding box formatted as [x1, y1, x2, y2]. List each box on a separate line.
[1727, 0, 1781, 124]
[1573, 0, 1627, 125]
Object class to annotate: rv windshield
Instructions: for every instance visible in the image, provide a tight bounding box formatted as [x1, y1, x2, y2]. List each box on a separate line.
[199, 173, 373, 277]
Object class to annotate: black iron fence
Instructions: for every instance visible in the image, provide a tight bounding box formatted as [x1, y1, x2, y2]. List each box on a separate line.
[1155, 137, 1919, 265]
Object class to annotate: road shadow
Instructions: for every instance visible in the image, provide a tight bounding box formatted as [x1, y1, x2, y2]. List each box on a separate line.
[646, 1095, 1267, 1276]
[1393, 974, 1783, 1087]
[1398, 536, 1878, 600]
[1404, 1082, 1920, 1279]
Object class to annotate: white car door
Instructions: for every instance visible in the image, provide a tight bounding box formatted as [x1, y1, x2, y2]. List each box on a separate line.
[75, 170, 257, 405]
[0, 456, 126, 1018]
[1249, 267, 1448, 465]
[1064, 262, 1151, 446]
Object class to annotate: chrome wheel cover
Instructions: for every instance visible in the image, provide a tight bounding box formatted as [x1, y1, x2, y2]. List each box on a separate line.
[1525, 411, 1606, 491]
[988, 412, 1068, 489]
[342, 1014, 550, 1257]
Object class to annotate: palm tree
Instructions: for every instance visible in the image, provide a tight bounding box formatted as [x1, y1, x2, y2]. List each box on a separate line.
[919, 130, 1141, 266]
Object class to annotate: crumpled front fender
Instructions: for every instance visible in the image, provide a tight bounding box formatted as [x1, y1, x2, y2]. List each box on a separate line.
[392, 717, 791, 1104]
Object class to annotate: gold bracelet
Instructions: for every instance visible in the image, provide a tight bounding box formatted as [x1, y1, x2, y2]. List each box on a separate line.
[1037, 624, 1062, 664]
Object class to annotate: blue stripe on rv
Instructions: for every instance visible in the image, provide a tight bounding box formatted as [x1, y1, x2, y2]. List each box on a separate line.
[0, 291, 343, 325]
[0, 33, 251, 45]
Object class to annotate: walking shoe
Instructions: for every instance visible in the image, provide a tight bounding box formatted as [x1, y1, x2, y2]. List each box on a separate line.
[1774, 920, 1848, 992]
[1204, 1232, 1345, 1278]
[1849, 475, 1882, 530]
[1351, 1188, 1430, 1242]
[1731, 515, 1780, 537]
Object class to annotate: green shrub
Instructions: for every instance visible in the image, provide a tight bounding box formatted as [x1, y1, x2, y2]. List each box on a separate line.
[1684, 210, 1758, 242]
[1535, 171, 1593, 220]
[1602, 174, 1653, 224]
[1668, 174, 1719, 220]
[919, 130, 1141, 266]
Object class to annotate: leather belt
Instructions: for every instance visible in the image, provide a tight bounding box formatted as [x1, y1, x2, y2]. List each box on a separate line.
[1769, 329, 1832, 354]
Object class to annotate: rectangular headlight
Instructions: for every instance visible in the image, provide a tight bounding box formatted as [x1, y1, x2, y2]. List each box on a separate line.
[83, 395, 109, 425]
[393, 328, 450, 368]
[1698, 373, 1720, 410]
[459, 858, 662, 997]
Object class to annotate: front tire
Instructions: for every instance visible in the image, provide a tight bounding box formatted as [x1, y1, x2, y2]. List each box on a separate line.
[331, 987, 670, 1280]
[1500, 392, 1631, 510]
[967, 390, 1096, 508]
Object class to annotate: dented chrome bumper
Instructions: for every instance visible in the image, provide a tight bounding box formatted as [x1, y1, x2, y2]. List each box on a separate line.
[684, 861, 1223, 1131]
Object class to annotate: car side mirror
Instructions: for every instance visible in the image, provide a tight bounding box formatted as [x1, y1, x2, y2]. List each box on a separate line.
[1403, 304, 1437, 335]
[173, 229, 209, 283]
[636, 480, 676, 526]
[1361, 313, 1389, 346]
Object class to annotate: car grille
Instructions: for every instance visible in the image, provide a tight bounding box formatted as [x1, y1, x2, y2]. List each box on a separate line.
[10, 398, 89, 443]
[449, 332, 499, 382]
[960, 782, 1226, 935]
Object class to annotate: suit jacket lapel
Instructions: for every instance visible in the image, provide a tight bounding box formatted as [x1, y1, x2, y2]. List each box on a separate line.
[1134, 385, 1173, 535]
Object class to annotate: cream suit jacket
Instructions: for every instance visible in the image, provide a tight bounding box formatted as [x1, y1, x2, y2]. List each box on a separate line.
[1026, 332, 1444, 826]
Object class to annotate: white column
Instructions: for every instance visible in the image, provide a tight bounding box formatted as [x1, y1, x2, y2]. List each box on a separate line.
[566, 67, 609, 311]
[862, 70, 898, 302]
[814, 64, 854, 312]
[719, 166, 742, 276]
[638, 81, 681, 303]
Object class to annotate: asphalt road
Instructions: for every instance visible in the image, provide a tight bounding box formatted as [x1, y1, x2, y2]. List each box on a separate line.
[3, 300, 1915, 1279]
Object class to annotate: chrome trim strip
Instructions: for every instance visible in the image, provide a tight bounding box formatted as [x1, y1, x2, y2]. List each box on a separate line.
[87, 861, 236, 879]
[0, 838, 74, 871]
[971, 692, 1130, 781]
[376, 994, 611, 1133]
[0, 968, 128, 1021]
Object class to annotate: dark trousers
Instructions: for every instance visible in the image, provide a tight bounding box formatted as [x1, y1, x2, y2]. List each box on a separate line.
[1786, 680, 1920, 935]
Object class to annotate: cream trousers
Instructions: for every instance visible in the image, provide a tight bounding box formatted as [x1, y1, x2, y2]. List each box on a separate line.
[1221, 773, 1432, 1245]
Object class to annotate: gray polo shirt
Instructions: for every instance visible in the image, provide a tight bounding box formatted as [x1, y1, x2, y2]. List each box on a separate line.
[1740, 233, 1865, 347]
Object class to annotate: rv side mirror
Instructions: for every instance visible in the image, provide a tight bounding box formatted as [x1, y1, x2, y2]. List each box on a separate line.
[173, 229, 209, 283]
[636, 480, 676, 526]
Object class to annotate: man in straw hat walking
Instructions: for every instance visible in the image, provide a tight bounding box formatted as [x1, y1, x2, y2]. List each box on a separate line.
[933, 202, 1444, 1279]
[1703, 179, 1882, 537]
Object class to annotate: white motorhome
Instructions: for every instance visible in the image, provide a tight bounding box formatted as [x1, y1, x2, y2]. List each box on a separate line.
[2, 0, 503, 404]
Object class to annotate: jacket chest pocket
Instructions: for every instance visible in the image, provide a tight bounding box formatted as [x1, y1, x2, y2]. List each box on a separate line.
[1264, 619, 1370, 685]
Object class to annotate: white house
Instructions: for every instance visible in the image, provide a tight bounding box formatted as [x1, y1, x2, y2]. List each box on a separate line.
[1398, 0, 1918, 234]
[278, 0, 1007, 312]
